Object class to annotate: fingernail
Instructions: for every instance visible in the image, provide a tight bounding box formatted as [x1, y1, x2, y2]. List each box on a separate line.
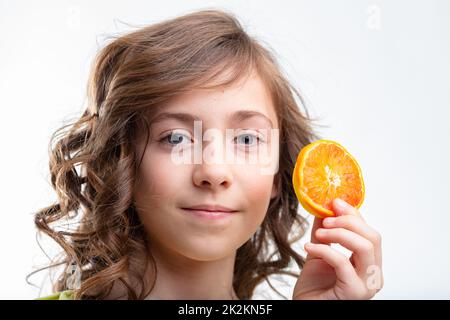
[316, 228, 326, 236]
[334, 198, 348, 210]
[323, 217, 335, 226]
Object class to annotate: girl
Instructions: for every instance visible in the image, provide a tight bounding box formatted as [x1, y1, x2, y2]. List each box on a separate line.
[31, 9, 383, 300]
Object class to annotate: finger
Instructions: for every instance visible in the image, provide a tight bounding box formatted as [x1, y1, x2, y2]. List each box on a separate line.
[305, 217, 329, 262]
[332, 198, 364, 221]
[304, 243, 359, 286]
[323, 215, 382, 268]
[310, 216, 322, 244]
[310, 217, 329, 245]
[315, 227, 376, 277]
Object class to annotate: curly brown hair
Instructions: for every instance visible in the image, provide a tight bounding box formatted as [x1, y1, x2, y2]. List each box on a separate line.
[28, 9, 322, 300]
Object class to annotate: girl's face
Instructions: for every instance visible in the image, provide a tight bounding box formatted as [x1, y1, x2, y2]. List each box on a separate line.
[133, 71, 279, 261]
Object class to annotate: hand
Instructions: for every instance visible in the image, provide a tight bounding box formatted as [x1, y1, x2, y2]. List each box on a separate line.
[292, 198, 383, 300]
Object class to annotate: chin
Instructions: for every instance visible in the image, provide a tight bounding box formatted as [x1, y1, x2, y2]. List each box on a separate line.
[179, 240, 237, 261]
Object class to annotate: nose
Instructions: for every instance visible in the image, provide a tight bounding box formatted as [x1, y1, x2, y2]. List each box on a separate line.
[192, 162, 233, 190]
[191, 129, 235, 190]
[192, 139, 234, 191]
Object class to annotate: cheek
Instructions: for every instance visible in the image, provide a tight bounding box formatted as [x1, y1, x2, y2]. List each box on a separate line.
[241, 165, 275, 201]
[134, 145, 189, 209]
[237, 165, 275, 223]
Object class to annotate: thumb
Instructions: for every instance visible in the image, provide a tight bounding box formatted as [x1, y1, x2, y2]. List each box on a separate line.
[332, 198, 362, 219]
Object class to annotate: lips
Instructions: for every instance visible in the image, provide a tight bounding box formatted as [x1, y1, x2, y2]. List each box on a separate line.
[181, 204, 238, 220]
[181, 204, 238, 213]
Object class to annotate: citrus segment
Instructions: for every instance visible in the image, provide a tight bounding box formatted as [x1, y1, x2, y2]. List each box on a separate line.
[292, 140, 365, 218]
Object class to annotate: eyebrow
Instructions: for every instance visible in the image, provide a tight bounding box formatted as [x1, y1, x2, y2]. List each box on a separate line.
[149, 110, 273, 127]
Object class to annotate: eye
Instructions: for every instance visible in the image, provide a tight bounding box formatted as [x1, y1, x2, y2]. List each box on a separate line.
[159, 131, 192, 146]
[234, 132, 263, 146]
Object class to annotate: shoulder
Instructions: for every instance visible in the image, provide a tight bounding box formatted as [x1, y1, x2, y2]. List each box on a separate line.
[35, 290, 75, 300]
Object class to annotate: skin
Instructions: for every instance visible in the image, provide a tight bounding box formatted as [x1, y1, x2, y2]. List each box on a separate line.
[132, 71, 280, 299]
[293, 198, 384, 299]
[119, 71, 384, 300]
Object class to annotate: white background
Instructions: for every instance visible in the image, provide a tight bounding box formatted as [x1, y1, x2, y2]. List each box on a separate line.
[1, 0, 449, 299]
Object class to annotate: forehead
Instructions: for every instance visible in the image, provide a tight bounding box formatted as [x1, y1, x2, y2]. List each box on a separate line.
[149, 72, 278, 128]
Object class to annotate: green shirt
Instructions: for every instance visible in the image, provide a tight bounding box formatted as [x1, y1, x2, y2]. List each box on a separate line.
[35, 290, 75, 300]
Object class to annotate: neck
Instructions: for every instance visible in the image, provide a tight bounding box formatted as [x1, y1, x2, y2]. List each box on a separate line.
[142, 240, 239, 300]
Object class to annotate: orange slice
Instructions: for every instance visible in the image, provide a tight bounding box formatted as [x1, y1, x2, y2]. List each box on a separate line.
[292, 139, 365, 218]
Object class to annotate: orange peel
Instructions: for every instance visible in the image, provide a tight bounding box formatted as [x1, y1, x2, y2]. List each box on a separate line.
[292, 140, 365, 218]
